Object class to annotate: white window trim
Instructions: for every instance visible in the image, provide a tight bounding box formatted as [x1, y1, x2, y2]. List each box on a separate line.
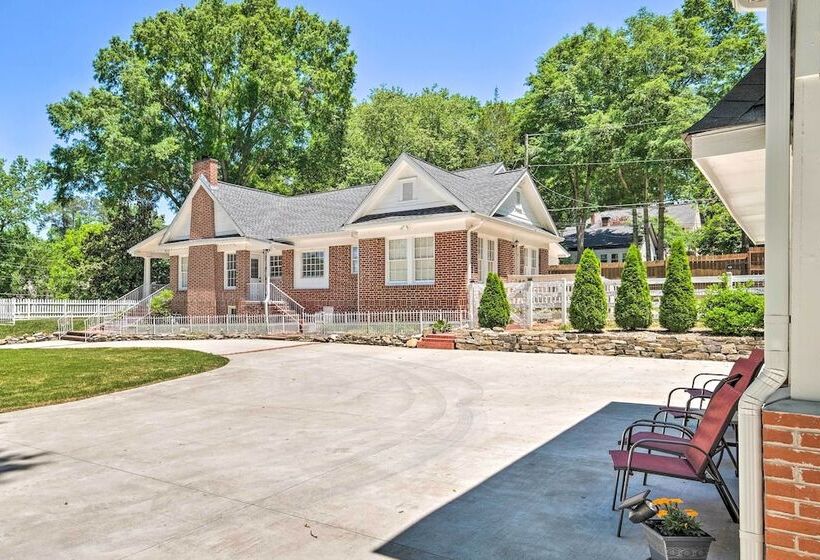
[269, 254, 283, 279]
[294, 248, 329, 289]
[224, 252, 237, 289]
[399, 177, 416, 202]
[351, 245, 359, 275]
[523, 246, 539, 276]
[249, 254, 262, 282]
[178, 255, 189, 291]
[385, 234, 435, 286]
[478, 235, 498, 280]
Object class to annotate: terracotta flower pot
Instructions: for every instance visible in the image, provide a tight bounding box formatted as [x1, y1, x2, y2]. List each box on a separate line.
[643, 520, 715, 560]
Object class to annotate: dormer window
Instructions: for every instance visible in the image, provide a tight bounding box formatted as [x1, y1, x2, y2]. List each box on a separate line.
[601, 216, 610, 227]
[514, 191, 522, 207]
[401, 180, 414, 202]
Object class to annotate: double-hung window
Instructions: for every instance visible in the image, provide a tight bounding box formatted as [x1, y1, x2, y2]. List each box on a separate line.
[523, 247, 539, 275]
[386, 236, 435, 284]
[351, 245, 359, 275]
[478, 237, 497, 280]
[270, 255, 282, 278]
[224, 253, 237, 288]
[250, 257, 261, 281]
[301, 251, 325, 278]
[178, 256, 188, 290]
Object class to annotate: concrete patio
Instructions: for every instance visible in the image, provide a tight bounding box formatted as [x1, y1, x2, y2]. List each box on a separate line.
[0, 340, 739, 559]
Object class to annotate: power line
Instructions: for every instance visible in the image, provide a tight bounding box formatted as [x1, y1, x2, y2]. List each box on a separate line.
[529, 156, 693, 168]
[547, 197, 719, 213]
[524, 119, 677, 138]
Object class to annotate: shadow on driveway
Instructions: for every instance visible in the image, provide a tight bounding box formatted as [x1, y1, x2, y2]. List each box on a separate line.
[0, 448, 50, 485]
[375, 402, 740, 560]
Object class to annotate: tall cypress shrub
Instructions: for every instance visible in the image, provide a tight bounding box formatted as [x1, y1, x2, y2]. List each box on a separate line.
[659, 238, 697, 332]
[569, 249, 608, 332]
[615, 245, 652, 330]
[478, 272, 511, 328]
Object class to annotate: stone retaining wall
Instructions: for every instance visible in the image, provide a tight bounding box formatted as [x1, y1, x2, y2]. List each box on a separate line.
[455, 329, 762, 361]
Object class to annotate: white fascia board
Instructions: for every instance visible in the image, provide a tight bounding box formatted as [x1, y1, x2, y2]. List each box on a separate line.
[479, 215, 562, 246]
[287, 231, 358, 248]
[490, 171, 560, 235]
[552, 243, 571, 258]
[128, 227, 168, 257]
[690, 124, 765, 159]
[158, 236, 274, 253]
[348, 214, 472, 239]
[346, 154, 469, 224]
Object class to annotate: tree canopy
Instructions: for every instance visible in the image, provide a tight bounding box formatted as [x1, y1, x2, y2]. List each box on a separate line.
[48, 0, 356, 207]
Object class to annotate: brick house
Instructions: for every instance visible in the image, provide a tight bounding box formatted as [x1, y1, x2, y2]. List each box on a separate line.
[129, 153, 567, 316]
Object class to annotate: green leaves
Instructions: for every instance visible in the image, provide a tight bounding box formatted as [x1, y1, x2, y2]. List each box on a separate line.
[569, 249, 608, 332]
[478, 273, 511, 329]
[659, 238, 697, 332]
[700, 274, 763, 335]
[615, 245, 652, 330]
[48, 0, 356, 206]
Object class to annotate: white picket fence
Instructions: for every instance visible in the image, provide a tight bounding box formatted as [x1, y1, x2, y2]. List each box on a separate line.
[105, 309, 469, 337]
[469, 274, 765, 327]
[0, 298, 137, 322]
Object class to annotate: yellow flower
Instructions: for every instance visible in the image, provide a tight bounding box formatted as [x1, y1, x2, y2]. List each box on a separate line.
[684, 509, 699, 517]
[668, 498, 684, 505]
[657, 510, 669, 518]
[653, 498, 671, 506]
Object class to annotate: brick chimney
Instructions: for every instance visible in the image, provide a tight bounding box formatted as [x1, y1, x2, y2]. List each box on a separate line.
[192, 157, 219, 185]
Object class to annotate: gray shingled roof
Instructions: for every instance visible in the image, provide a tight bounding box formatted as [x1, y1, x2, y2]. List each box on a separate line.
[600, 202, 701, 231]
[209, 182, 373, 240]
[561, 226, 633, 251]
[405, 154, 525, 216]
[203, 154, 532, 240]
[684, 57, 765, 138]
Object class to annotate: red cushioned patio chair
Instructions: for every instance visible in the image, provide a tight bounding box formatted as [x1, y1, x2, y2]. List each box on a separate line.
[609, 380, 744, 536]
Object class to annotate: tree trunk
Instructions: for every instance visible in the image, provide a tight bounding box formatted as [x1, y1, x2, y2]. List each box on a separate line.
[643, 176, 652, 260]
[632, 207, 639, 247]
[656, 176, 666, 260]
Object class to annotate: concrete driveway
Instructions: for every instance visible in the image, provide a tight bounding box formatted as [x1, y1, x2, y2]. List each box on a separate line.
[0, 341, 739, 559]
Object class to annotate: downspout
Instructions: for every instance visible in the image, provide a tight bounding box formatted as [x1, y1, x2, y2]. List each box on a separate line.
[738, 2, 792, 558]
[466, 219, 483, 326]
[263, 247, 271, 325]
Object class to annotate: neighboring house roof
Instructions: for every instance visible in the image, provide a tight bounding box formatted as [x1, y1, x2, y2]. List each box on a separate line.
[561, 226, 633, 251]
[208, 181, 374, 240]
[684, 57, 766, 138]
[599, 202, 701, 231]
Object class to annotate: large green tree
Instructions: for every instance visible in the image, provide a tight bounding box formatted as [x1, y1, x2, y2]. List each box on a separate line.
[48, 0, 356, 207]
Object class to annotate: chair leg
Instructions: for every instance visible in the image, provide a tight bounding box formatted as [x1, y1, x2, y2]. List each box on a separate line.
[616, 468, 632, 537]
[612, 469, 623, 511]
[709, 464, 739, 522]
[643, 450, 650, 486]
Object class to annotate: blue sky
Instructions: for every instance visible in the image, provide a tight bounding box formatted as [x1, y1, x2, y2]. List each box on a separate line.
[0, 0, 688, 168]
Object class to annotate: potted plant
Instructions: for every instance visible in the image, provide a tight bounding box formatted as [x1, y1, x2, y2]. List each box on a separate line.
[643, 498, 714, 560]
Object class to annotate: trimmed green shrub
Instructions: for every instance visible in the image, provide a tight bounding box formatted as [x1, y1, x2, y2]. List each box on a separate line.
[700, 274, 764, 336]
[569, 249, 608, 332]
[659, 238, 697, 332]
[149, 288, 174, 316]
[432, 319, 452, 333]
[478, 273, 511, 328]
[615, 244, 652, 330]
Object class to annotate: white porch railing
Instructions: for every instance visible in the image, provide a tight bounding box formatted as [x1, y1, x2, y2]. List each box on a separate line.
[267, 282, 304, 319]
[469, 274, 765, 327]
[0, 298, 137, 319]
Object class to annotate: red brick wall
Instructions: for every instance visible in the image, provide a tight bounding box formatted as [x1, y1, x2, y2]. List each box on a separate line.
[498, 239, 515, 278]
[190, 188, 215, 240]
[357, 230, 468, 311]
[192, 158, 219, 185]
[280, 245, 358, 312]
[762, 409, 820, 558]
[539, 248, 550, 274]
[169, 255, 186, 314]
[187, 245, 218, 315]
[215, 250, 250, 314]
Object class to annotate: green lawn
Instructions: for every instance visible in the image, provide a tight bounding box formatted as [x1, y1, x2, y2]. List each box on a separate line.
[0, 348, 228, 412]
[0, 319, 60, 338]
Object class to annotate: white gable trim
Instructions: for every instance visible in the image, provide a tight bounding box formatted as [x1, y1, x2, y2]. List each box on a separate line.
[160, 176, 244, 244]
[347, 154, 469, 224]
[491, 172, 560, 236]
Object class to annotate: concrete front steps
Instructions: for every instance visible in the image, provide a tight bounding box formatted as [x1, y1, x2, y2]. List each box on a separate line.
[416, 333, 456, 350]
[61, 330, 92, 342]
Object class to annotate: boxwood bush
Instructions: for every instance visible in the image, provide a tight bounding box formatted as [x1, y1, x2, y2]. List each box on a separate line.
[149, 288, 174, 316]
[700, 275, 764, 336]
[615, 244, 652, 330]
[478, 272, 511, 328]
[659, 238, 697, 332]
[569, 249, 608, 332]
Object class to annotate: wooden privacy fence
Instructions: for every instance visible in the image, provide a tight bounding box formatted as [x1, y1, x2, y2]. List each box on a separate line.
[543, 248, 765, 279]
[1, 298, 135, 320]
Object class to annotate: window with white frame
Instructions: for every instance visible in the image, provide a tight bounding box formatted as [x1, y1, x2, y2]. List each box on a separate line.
[301, 250, 325, 278]
[386, 236, 435, 284]
[523, 247, 539, 275]
[478, 237, 497, 280]
[351, 245, 359, 274]
[401, 181, 414, 202]
[270, 255, 282, 278]
[224, 253, 237, 288]
[250, 256, 261, 281]
[178, 256, 188, 290]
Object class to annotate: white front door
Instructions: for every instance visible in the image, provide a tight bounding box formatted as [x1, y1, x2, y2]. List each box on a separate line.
[249, 254, 263, 300]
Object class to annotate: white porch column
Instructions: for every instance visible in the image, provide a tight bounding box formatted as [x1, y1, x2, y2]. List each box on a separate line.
[790, 0, 820, 400]
[143, 257, 152, 298]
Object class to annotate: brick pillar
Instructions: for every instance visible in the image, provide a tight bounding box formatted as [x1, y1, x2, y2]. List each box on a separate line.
[192, 158, 219, 185]
[190, 188, 215, 240]
[539, 248, 550, 274]
[498, 239, 514, 278]
[169, 255, 187, 314]
[762, 407, 820, 558]
[187, 245, 217, 315]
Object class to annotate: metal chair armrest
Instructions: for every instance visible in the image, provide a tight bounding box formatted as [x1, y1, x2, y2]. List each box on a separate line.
[691, 372, 727, 388]
[625, 439, 710, 473]
[620, 420, 694, 447]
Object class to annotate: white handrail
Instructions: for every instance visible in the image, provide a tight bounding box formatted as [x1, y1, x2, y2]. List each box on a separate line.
[266, 282, 304, 317]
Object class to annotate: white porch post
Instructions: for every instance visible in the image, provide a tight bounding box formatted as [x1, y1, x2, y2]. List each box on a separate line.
[143, 257, 152, 298]
[790, 0, 820, 400]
